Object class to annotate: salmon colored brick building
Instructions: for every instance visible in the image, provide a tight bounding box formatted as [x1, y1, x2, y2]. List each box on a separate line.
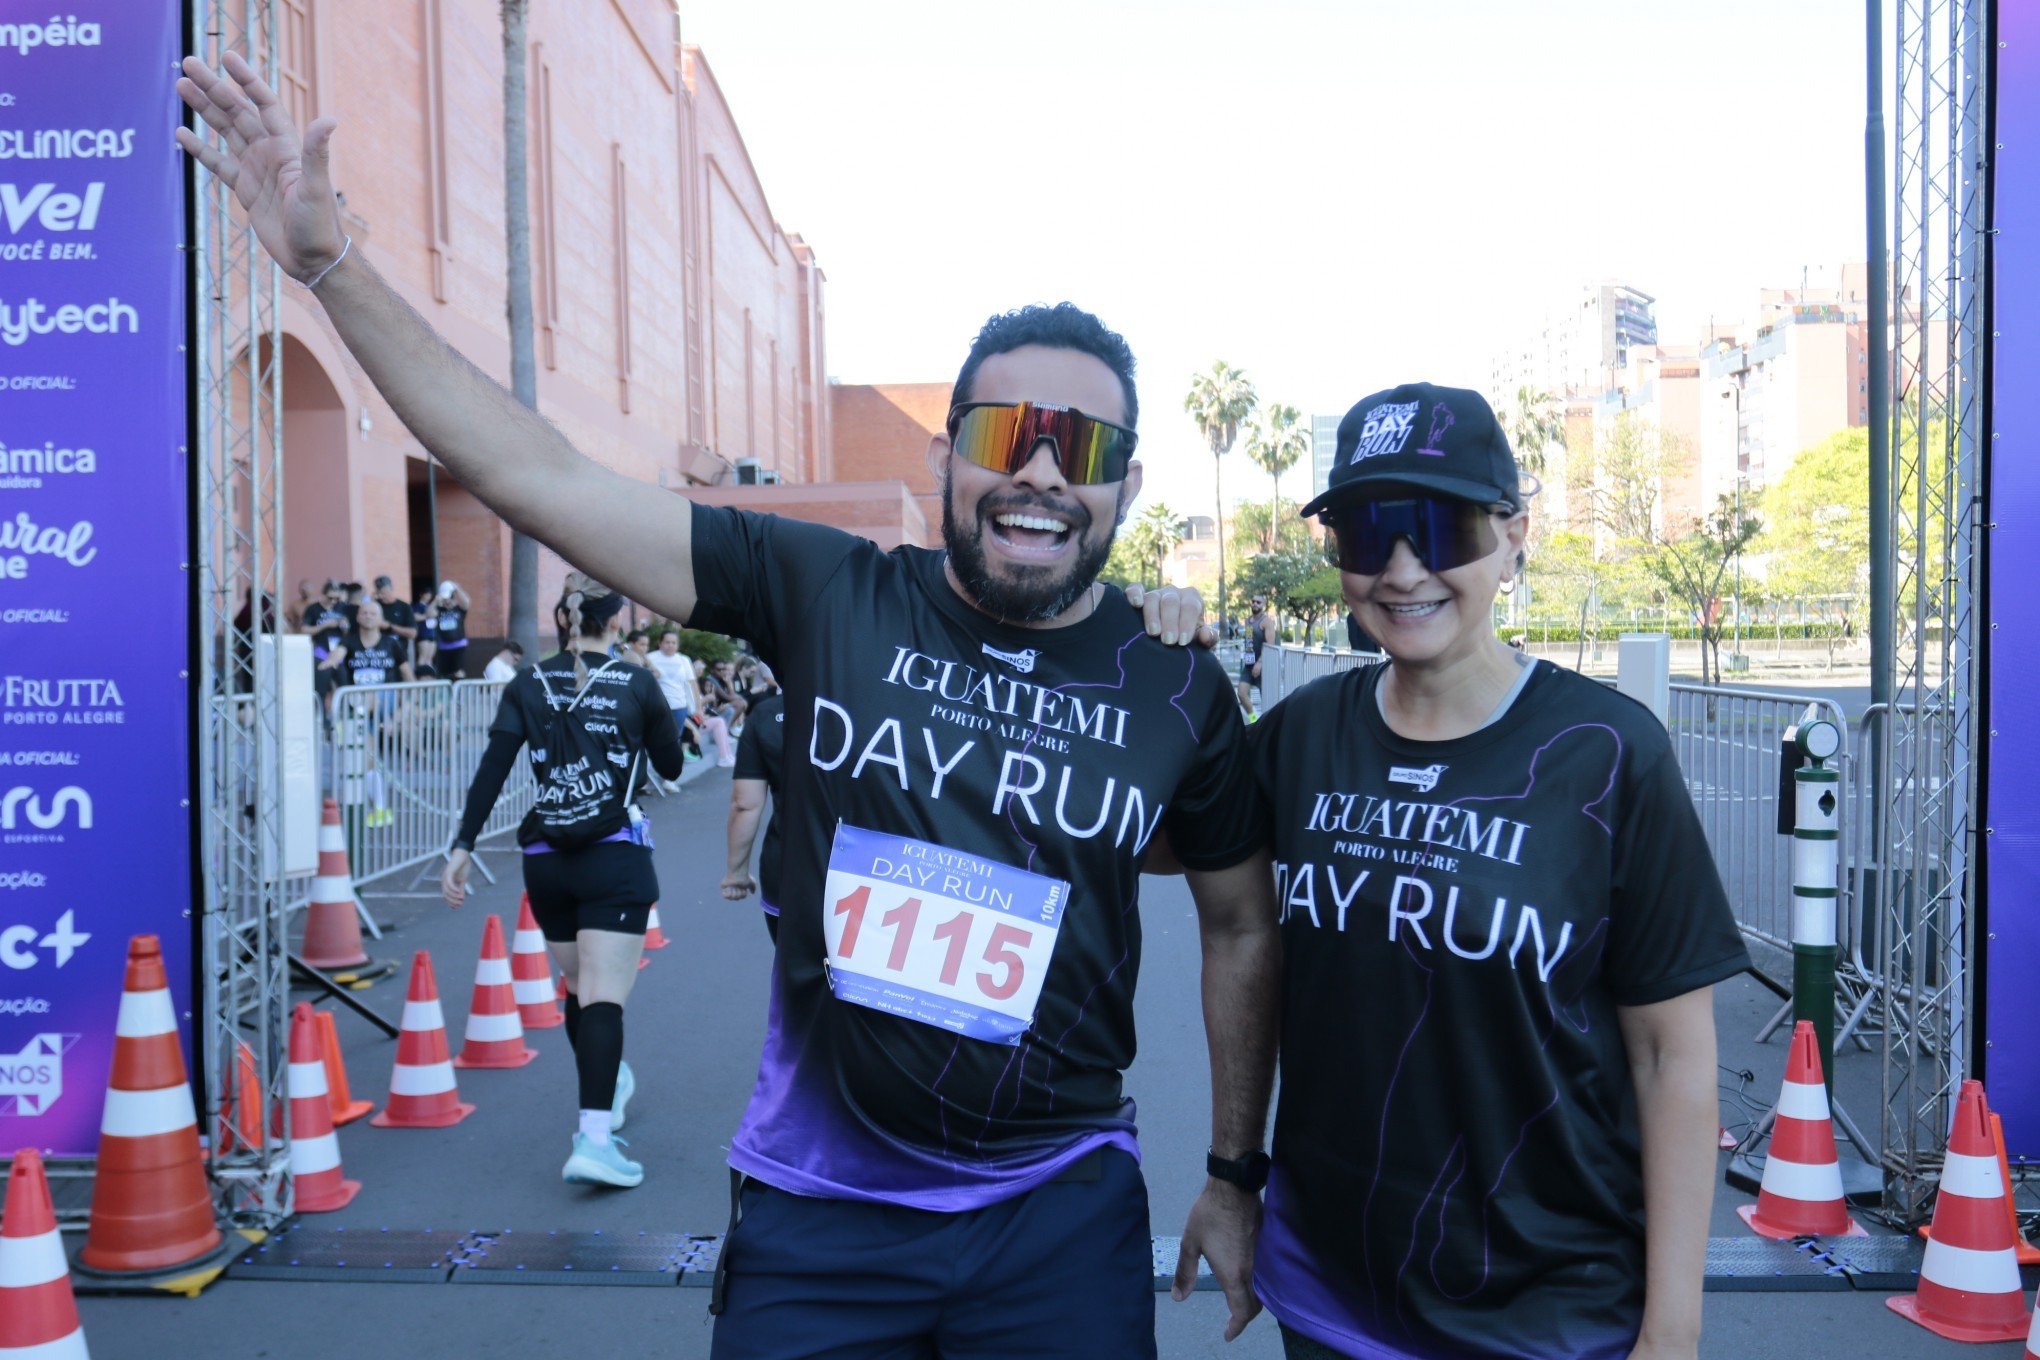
[268, 0, 933, 634]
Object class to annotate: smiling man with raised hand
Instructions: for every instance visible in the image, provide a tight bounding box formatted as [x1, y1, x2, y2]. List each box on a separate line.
[176, 53, 1280, 1357]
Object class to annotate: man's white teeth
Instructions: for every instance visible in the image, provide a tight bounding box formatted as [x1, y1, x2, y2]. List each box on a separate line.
[996, 513, 1068, 533]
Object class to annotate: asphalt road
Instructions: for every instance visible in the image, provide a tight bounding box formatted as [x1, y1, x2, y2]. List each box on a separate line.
[72, 748, 1999, 1359]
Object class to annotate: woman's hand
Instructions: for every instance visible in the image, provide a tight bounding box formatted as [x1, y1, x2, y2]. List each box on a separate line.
[1124, 583, 1217, 648]
[441, 848, 471, 909]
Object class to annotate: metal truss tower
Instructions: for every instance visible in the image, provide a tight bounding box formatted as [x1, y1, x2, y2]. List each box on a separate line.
[1877, 0, 1990, 1219]
[192, 0, 293, 1225]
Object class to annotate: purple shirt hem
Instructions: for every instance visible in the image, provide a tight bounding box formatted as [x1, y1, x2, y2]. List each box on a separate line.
[728, 1127, 1141, 1214]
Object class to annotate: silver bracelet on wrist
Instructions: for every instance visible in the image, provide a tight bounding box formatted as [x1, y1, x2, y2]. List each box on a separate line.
[300, 235, 352, 290]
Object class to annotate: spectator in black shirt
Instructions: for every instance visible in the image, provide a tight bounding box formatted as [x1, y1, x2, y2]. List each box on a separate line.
[372, 574, 418, 661]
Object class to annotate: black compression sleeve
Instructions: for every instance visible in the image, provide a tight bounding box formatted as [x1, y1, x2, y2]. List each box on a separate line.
[648, 731, 685, 781]
[454, 729, 523, 849]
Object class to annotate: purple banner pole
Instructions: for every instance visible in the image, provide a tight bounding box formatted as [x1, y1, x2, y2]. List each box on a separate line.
[1987, 3, 2040, 1158]
[0, 2, 195, 1158]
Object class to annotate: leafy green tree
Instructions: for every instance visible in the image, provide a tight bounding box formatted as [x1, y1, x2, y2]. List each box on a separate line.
[1759, 427, 1869, 604]
[1123, 502, 1185, 588]
[1184, 362, 1258, 629]
[1244, 404, 1309, 549]
[1643, 495, 1764, 685]
[1227, 499, 1315, 561]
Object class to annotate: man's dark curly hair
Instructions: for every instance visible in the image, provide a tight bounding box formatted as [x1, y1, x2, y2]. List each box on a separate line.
[950, 303, 1139, 428]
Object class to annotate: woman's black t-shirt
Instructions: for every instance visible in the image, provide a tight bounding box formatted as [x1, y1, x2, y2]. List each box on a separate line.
[1249, 660, 1748, 1360]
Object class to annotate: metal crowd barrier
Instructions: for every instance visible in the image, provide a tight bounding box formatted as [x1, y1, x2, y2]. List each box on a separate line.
[1261, 643, 1384, 705]
[322, 678, 532, 899]
[1663, 684, 1853, 982]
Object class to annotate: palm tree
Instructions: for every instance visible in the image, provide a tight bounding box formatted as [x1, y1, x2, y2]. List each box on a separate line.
[1244, 403, 1309, 549]
[1183, 362, 1257, 630]
[501, 0, 541, 656]
[1125, 502, 1184, 587]
[1506, 386, 1565, 480]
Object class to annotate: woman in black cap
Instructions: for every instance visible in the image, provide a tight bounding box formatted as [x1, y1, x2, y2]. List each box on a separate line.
[441, 571, 684, 1189]
[1244, 384, 1748, 1360]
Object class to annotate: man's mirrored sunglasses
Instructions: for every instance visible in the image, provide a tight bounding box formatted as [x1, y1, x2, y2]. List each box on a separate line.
[946, 401, 1138, 486]
[1321, 497, 1509, 576]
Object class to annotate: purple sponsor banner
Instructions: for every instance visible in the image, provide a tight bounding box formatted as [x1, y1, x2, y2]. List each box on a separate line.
[0, 3, 193, 1157]
[1987, 5, 2040, 1158]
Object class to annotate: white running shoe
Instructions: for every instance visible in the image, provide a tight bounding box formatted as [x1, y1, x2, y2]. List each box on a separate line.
[562, 1134, 643, 1188]
[610, 1059, 634, 1132]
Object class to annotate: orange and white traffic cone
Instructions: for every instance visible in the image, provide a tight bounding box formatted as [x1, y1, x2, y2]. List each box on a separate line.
[77, 935, 223, 1275]
[314, 1010, 373, 1127]
[454, 916, 536, 1070]
[216, 1039, 263, 1154]
[643, 905, 669, 950]
[511, 897, 563, 1030]
[301, 798, 368, 969]
[1738, 1021, 1863, 1239]
[1921, 1111, 2040, 1266]
[286, 1003, 361, 1212]
[1, 1149, 88, 1359]
[1887, 1080, 2031, 1342]
[2026, 1291, 2040, 1360]
[370, 952, 475, 1129]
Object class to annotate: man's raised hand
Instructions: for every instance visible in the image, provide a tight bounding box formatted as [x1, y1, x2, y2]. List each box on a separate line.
[175, 50, 345, 285]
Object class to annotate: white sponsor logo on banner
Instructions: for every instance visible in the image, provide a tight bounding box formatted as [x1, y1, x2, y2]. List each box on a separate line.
[0, 783, 91, 837]
[0, 438, 95, 489]
[0, 608, 69, 623]
[2, 675, 125, 723]
[0, 870, 49, 888]
[0, 181, 103, 232]
[0, 512, 95, 577]
[0, 909, 88, 968]
[0, 129, 135, 160]
[0, 296, 136, 344]
[0, 997, 52, 1016]
[0, 1033, 79, 1116]
[0, 17, 102, 55]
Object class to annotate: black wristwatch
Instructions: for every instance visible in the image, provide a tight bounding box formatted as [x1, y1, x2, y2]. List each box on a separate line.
[1206, 1148, 1271, 1193]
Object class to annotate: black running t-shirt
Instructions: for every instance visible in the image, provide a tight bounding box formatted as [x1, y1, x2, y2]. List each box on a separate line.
[732, 693, 787, 912]
[488, 651, 679, 848]
[336, 631, 407, 687]
[689, 504, 1263, 1211]
[1249, 660, 1748, 1360]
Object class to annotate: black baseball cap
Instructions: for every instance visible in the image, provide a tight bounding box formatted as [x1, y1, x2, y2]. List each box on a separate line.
[1298, 382, 1522, 518]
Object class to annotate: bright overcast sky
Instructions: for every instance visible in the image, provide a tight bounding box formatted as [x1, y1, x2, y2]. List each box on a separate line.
[681, 0, 1867, 518]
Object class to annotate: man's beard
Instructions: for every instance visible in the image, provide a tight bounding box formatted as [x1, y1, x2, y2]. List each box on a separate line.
[942, 479, 1119, 625]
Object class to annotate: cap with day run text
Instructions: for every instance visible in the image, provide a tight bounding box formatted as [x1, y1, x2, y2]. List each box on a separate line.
[1297, 382, 1523, 518]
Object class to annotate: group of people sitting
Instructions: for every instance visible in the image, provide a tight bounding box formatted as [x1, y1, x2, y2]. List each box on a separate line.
[629, 630, 777, 773]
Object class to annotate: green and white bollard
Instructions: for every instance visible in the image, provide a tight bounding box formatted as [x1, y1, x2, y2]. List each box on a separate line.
[1788, 714, 1843, 1092]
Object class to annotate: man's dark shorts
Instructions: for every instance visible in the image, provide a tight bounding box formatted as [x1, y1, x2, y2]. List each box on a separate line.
[711, 1149, 1156, 1360]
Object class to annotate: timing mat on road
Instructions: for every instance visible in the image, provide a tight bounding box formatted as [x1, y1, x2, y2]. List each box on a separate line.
[200, 1225, 1969, 1292]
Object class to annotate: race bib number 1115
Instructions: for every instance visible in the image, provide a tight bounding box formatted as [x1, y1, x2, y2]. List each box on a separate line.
[821, 823, 1068, 1046]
